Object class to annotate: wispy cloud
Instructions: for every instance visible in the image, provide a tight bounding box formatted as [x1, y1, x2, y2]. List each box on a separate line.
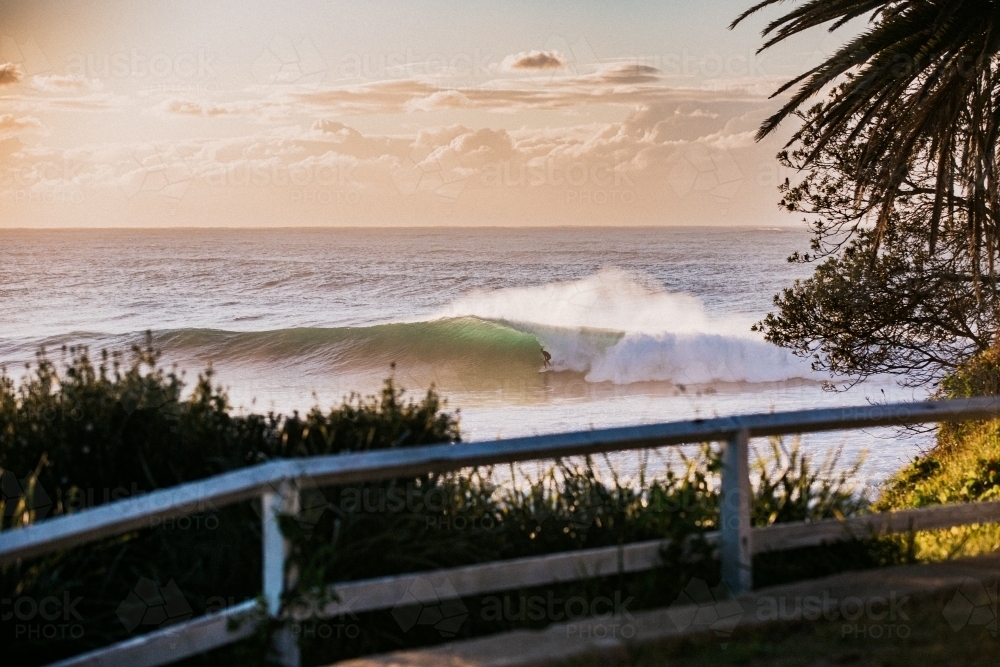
[32, 74, 104, 93]
[256, 65, 758, 117]
[0, 114, 43, 133]
[0, 93, 124, 113]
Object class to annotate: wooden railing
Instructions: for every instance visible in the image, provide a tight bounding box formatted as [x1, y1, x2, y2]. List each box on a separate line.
[4, 398, 1000, 667]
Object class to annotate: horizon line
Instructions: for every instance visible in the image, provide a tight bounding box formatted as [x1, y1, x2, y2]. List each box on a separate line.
[0, 223, 805, 232]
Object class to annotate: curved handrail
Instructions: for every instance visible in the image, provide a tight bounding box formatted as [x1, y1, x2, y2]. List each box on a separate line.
[3, 397, 999, 565]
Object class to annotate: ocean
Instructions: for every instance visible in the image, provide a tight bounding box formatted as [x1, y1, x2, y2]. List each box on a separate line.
[0, 227, 931, 488]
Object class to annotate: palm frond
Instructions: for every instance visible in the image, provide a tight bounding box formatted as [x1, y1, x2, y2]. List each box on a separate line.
[734, 0, 1000, 260]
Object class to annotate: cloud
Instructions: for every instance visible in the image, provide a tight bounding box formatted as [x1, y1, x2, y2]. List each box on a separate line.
[588, 63, 662, 85]
[285, 80, 439, 115]
[0, 62, 24, 86]
[405, 89, 472, 112]
[155, 97, 294, 121]
[157, 99, 240, 117]
[0, 93, 121, 113]
[501, 50, 567, 71]
[0, 101, 792, 227]
[0, 114, 43, 133]
[32, 74, 103, 92]
[142, 61, 765, 123]
[285, 73, 757, 117]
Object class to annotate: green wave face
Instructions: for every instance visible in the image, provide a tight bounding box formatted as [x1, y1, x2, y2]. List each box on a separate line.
[152, 317, 555, 393]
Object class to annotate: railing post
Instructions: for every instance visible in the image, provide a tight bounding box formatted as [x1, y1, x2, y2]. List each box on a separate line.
[720, 428, 752, 595]
[262, 479, 301, 667]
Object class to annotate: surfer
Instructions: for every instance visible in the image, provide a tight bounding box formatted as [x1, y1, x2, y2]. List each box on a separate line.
[541, 348, 552, 368]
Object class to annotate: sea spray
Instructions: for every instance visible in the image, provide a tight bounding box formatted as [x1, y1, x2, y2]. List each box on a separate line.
[432, 268, 819, 384]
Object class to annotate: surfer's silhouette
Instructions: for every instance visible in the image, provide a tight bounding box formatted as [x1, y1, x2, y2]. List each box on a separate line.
[541, 348, 552, 369]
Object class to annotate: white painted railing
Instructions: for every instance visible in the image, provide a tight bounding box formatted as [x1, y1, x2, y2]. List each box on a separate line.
[4, 398, 1000, 667]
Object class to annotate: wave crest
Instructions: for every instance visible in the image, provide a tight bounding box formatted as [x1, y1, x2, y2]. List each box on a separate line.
[434, 268, 818, 384]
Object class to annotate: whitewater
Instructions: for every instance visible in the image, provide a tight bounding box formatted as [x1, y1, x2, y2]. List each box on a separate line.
[0, 227, 930, 486]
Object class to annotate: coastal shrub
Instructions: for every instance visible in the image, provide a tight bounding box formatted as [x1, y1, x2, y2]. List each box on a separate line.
[1, 341, 885, 666]
[0, 341, 460, 665]
[874, 349, 1000, 560]
[747, 438, 906, 588]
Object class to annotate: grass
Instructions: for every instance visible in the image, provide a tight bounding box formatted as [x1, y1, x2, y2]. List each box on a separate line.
[565, 589, 998, 667]
[872, 349, 1000, 561]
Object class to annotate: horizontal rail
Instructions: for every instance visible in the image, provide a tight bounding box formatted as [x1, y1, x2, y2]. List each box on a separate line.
[320, 499, 1000, 616]
[321, 538, 688, 617]
[4, 397, 1000, 566]
[44, 492, 1000, 667]
[47, 599, 262, 667]
[754, 499, 1000, 552]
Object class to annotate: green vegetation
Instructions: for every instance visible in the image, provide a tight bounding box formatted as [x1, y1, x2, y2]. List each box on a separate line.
[753, 99, 997, 384]
[0, 342, 894, 666]
[872, 349, 1000, 561]
[735, 0, 1000, 581]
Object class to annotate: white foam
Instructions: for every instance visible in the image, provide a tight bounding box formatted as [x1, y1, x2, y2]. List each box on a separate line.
[436, 268, 820, 384]
[585, 332, 818, 384]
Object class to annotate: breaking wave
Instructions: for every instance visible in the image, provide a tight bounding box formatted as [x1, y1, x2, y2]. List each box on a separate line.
[1, 270, 819, 387]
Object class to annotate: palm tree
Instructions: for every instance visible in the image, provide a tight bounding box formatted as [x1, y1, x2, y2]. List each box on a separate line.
[732, 1, 1000, 267]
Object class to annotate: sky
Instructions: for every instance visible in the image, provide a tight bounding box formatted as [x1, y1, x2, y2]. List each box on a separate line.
[0, 0, 860, 228]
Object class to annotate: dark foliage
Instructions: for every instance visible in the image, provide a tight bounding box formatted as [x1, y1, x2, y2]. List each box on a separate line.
[1, 341, 892, 666]
[733, 1, 1000, 261]
[754, 96, 1000, 385]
